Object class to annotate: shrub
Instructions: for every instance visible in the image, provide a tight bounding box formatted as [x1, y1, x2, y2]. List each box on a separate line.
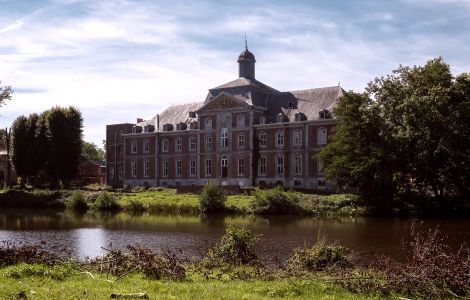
[66, 190, 88, 211]
[93, 191, 119, 210]
[199, 182, 227, 213]
[250, 187, 302, 214]
[205, 225, 259, 266]
[128, 199, 145, 211]
[288, 241, 352, 272]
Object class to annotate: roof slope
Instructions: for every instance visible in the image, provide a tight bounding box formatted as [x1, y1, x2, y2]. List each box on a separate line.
[288, 86, 343, 120]
[140, 102, 203, 131]
[210, 78, 279, 93]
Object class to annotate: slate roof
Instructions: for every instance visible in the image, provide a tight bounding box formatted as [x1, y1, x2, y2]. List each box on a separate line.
[139, 102, 203, 131]
[288, 86, 343, 120]
[210, 78, 279, 94]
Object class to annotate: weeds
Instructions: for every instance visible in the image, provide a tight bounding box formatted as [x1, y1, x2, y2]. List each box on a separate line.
[251, 187, 302, 214]
[66, 190, 88, 211]
[199, 182, 227, 213]
[93, 191, 119, 211]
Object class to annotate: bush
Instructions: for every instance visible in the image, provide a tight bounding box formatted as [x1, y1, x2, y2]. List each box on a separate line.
[250, 187, 302, 214]
[199, 182, 227, 213]
[66, 190, 88, 211]
[205, 225, 259, 266]
[288, 241, 352, 272]
[93, 191, 119, 211]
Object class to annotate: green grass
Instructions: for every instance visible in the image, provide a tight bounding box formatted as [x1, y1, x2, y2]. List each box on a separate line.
[0, 264, 386, 300]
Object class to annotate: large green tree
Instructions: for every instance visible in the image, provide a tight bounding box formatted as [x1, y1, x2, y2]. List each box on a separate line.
[10, 116, 29, 185]
[0, 81, 12, 108]
[82, 141, 105, 161]
[319, 58, 470, 207]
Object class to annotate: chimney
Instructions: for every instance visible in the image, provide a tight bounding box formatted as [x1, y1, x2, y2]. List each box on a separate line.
[137, 118, 143, 123]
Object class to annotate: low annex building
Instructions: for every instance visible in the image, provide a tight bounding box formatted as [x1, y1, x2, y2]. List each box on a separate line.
[106, 47, 342, 191]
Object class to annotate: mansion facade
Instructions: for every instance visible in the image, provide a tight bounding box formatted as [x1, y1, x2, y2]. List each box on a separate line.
[106, 47, 343, 191]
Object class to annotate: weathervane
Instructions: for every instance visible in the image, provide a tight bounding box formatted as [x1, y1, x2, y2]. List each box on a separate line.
[245, 33, 248, 51]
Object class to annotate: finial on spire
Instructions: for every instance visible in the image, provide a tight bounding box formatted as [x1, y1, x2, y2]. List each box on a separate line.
[244, 33, 248, 51]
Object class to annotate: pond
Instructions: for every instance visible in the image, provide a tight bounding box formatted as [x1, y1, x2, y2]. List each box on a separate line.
[1, 209, 469, 262]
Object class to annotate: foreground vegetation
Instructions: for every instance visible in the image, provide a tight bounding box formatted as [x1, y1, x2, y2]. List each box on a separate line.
[0, 223, 468, 299]
[0, 186, 364, 216]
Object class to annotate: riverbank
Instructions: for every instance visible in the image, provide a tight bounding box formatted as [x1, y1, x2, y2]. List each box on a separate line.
[1, 224, 467, 299]
[0, 188, 364, 216]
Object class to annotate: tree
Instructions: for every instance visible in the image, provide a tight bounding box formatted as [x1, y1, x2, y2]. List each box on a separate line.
[0, 81, 12, 108]
[10, 116, 28, 185]
[82, 141, 105, 161]
[319, 58, 470, 208]
[46, 106, 83, 187]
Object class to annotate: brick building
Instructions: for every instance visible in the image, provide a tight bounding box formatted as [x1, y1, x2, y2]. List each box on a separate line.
[106, 47, 342, 191]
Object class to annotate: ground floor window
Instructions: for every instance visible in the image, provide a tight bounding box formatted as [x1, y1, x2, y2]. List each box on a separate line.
[190, 160, 196, 176]
[259, 156, 266, 175]
[131, 160, 137, 177]
[276, 155, 284, 175]
[176, 160, 182, 176]
[238, 157, 244, 175]
[205, 159, 212, 176]
[162, 161, 168, 177]
[144, 161, 150, 177]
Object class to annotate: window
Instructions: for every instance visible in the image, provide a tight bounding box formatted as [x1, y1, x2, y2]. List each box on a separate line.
[259, 116, 266, 124]
[259, 156, 266, 175]
[190, 160, 196, 176]
[143, 140, 150, 153]
[205, 159, 212, 176]
[318, 160, 324, 174]
[294, 155, 302, 175]
[162, 139, 168, 152]
[176, 137, 182, 151]
[131, 141, 137, 153]
[277, 114, 284, 123]
[221, 126, 228, 148]
[131, 160, 137, 177]
[118, 166, 123, 180]
[189, 137, 196, 151]
[237, 115, 245, 128]
[205, 136, 212, 150]
[205, 118, 212, 130]
[276, 131, 284, 146]
[238, 157, 244, 175]
[162, 161, 168, 177]
[259, 132, 267, 147]
[176, 160, 182, 176]
[109, 167, 115, 179]
[144, 161, 150, 177]
[317, 127, 327, 145]
[293, 130, 302, 146]
[318, 179, 326, 187]
[276, 155, 284, 175]
[118, 166, 124, 180]
[238, 134, 245, 148]
[294, 180, 302, 187]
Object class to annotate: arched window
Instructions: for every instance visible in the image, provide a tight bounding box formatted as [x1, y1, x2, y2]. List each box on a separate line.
[221, 126, 228, 147]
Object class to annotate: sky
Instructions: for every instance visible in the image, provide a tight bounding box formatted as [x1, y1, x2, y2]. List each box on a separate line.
[0, 0, 469, 148]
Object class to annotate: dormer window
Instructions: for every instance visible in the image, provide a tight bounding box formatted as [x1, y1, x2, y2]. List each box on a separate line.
[319, 109, 331, 119]
[259, 116, 266, 124]
[277, 114, 284, 123]
[132, 126, 136, 133]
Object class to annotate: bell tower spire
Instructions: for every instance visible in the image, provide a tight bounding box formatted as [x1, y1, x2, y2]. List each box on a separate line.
[238, 35, 256, 79]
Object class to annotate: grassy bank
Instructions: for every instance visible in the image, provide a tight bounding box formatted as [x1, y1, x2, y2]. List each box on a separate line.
[0, 265, 380, 300]
[0, 187, 364, 216]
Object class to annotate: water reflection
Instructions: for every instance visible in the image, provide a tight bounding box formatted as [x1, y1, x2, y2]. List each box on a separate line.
[0, 209, 469, 262]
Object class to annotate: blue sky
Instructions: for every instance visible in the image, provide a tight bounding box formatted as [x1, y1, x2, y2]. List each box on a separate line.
[0, 0, 469, 147]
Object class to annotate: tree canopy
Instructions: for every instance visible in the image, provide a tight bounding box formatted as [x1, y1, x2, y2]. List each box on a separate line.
[0, 81, 12, 108]
[319, 58, 470, 209]
[82, 141, 105, 161]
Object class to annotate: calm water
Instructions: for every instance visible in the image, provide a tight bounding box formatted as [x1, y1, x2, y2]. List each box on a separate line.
[1, 209, 469, 262]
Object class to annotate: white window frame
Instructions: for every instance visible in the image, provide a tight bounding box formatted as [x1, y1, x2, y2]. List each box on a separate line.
[118, 165, 123, 180]
[144, 160, 150, 177]
[131, 141, 137, 154]
[176, 160, 182, 177]
[162, 160, 168, 177]
[190, 160, 196, 177]
[238, 157, 244, 175]
[259, 116, 266, 124]
[276, 155, 284, 176]
[176, 137, 182, 152]
[259, 132, 267, 147]
[189, 137, 196, 151]
[293, 130, 302, 146]
[237, 115, 245, 128]
[276, 130, 284, 147]
[131, 160, 137, 178]
[205, 118, 212, 130]
[259, 156, 266, 175]
[143, 140, 150, 153]
[205, 136, 212, 150]
[317, 127, 327, 145]
[294, 154, 302, 175]
[221, 126, 228, 148]
[238, 134, 245, 148]
[162, 139, 168, 152]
